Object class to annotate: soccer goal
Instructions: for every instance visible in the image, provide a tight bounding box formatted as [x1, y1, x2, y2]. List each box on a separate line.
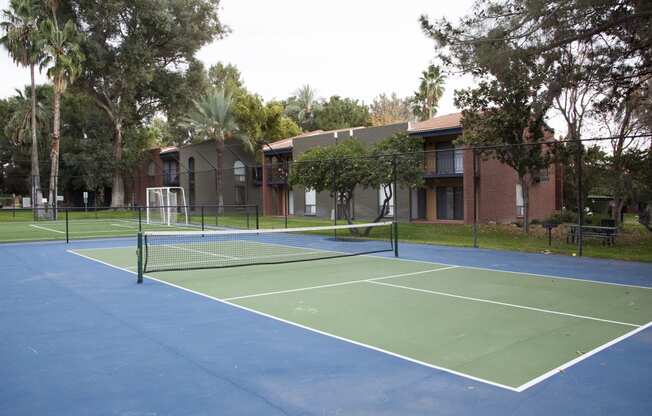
[146, 187, 189, 226]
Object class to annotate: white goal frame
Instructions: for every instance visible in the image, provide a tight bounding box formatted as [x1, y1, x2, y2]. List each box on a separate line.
[145, 187, 189, 226]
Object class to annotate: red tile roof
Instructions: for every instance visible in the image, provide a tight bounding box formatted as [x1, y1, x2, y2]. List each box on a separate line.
[408, 112, 463, 133]
[159, 146, 178, 154]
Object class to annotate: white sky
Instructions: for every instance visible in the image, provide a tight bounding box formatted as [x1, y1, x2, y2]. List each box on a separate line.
[0, 0, 475, 114]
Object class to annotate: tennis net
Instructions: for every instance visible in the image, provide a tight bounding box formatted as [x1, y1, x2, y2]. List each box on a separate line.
[137, 221, 396, 280]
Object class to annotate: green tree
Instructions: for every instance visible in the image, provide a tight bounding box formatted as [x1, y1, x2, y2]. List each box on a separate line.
[40, 2, 84, 211]
[1, 0, 46, 210]
[368, 133, 424, 222]
[289, 138, 369, 225]
[411, 64, 445, 121]
[455, 58, 552, 233]
[262, 101, 301, 141]
[70, 0, 226, 206]
[289, 134, 424, 228]
[208, 62, 243, 93]
[285, 85, 319, 131]
[370, 93, 411, 126]
[182, 89, 253, 207]
[313, 96, 371, 131]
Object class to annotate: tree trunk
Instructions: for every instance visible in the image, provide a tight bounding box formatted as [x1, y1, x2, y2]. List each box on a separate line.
[613, 195, 625, 227]
[29, 64, 44, 216]
[521, 175, 530, 234]
[48, 90, 62, 217]
[110, 121, 125, 207]
[215, 134, 225, 209]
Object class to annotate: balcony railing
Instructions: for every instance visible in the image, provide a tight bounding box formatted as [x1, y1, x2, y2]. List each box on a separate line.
[424, 150, 464, 177]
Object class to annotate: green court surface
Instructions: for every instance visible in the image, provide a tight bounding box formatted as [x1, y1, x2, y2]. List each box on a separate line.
[70, 247, 652, 391]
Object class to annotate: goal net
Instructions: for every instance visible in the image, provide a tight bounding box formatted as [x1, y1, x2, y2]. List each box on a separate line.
[146, 187, 188, 226]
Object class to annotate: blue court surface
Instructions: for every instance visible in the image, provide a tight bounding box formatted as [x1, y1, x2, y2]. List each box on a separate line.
[1, 237, 651, 415]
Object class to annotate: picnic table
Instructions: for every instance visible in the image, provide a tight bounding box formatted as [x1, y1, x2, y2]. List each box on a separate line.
[566, 224, 618, 246]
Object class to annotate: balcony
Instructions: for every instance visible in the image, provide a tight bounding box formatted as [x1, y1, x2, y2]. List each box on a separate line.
[424, 150, 464, 178]
[252, 165, 289, 186]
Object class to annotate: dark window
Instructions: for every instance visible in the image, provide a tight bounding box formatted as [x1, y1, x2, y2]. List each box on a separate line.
[234, 186, 245, 205]
[188, 157, 195, 208]
[436, 186, 464, 220]
[435, 142, 463, 175]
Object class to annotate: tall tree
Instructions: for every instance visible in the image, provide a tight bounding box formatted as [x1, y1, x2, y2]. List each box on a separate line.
[313, 96, 371, 131]
[454, 48, 553, 233]
[1, 0, 46, 211]
[370, 93, 411, 126]
[70, 0, 226, 206]
[208, 62, 243, 93]
[182, 89, 253, 207]
[411, 64, 445, 121]
[285, 84, 319, 131]
[40, 1, 84, 212]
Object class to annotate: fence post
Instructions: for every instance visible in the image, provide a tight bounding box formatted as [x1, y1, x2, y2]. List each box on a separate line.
[284, 159, 289, 229]
[255, 205, 259, 230]
[201, 205, 205, 231]
[472, 148, 478, 248]
[65, 208, 69, 244]
[576, 142, 584, 256]
[392, 155, 399, 257]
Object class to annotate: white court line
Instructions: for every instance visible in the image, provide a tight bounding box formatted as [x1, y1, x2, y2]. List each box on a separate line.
[369, 255, 652, 290]
[65, 248, 652, 393]
[65, 249, 518, 392]
[110, 223, 137, 229]
[368, 280, 640, 327]
[224, 267, 459, 301]
[514, 320, 652, 391]
[29, 224, 65, 234]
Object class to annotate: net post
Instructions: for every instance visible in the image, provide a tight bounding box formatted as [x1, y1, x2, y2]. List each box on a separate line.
[393, 221, 399, 257]
[255, 205, 259, 229]
[201, 206, 205, 231]
[137, 232, 144, 284]
[138, 206, 142, 232]
[65, 208, 69, 243]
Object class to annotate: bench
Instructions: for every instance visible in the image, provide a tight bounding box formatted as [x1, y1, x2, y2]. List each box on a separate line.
[566, 224, 618, 246]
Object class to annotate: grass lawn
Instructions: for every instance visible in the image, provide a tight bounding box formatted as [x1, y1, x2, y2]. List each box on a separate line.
[256, 214, 652, 263]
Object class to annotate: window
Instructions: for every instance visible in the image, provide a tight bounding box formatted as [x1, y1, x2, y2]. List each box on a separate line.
[454, 148, 464, 173]
[535, 167, 549, 182]
[436, 186, 464, 220]
[234, 186, 245, 205]
[188, 157, 195, 208]
[163, 160, 177, 185]
[147, 161, 156, 177]
[234, 161, 246, 183]
[378, 184, 395, 217]
[516, 184, 524, 217]
[288, 191, 294, 215]
[305, 188, 316, 215]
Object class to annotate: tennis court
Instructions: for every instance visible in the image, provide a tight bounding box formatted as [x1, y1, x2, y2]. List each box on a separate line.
[68, 222, 652, 392]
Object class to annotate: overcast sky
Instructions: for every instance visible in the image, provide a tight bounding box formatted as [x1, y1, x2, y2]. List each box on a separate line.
[0, 0, 478, 116]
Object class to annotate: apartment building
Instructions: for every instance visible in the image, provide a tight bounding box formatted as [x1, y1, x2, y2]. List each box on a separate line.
[260, 113, 562, 224]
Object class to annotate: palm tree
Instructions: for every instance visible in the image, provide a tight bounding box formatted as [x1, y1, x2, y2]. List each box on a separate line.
[40, 4, 84, 214]
[1, 0, 46, 212]
[411, 64, 446, 121]
[182, 89, 253, 207]
[286, 84, 319, 130]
